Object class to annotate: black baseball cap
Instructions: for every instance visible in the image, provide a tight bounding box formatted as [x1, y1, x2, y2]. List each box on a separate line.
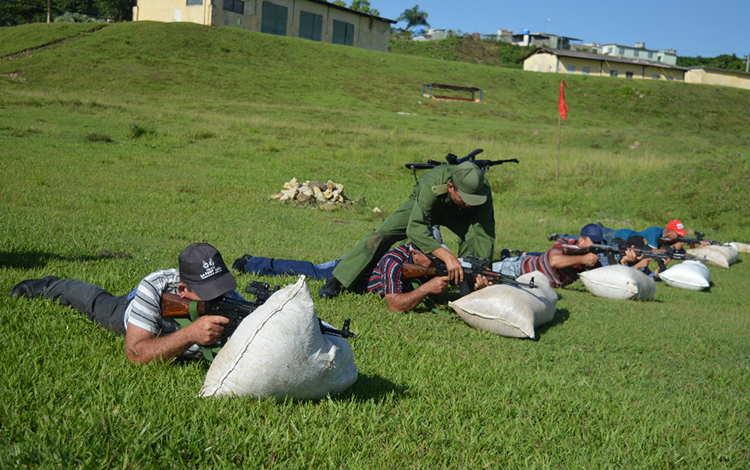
[178, 243, 237, 300]
[625, 235, 649, 250]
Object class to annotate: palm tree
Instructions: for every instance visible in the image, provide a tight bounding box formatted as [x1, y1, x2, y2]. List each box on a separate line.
[397, 5, 429, 31]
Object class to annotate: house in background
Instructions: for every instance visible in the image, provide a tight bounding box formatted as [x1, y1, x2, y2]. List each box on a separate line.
[600, 42, 677, 65]
[411, 28, 448, 42]
[523, 48, 687, 81]
[507, 30, 582, 50]
[132, 0, 396, 52]
[685, 66, 750, 90]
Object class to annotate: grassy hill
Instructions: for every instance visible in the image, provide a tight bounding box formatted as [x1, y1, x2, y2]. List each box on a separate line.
[389, 35, 536, 68]
[1, 22, 749, 468]
[2, 21, 749, 244]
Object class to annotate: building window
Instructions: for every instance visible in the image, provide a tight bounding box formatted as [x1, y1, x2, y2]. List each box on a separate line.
[607, 47, 613, 54]
[667, 76, 674, 81]
[332, 20, 354, 46]
[223, 0, 243, 14]
[582, 67, 591, 75]
[633, 50, 639, 57]
[626, 71, 633, 78]
[648, 52, 653, 58]
[261, 1, 288, 36]
[567, 65, 576, 73]
[652, 74, 661, 79]
[299, 11, 322, 41]
[187, 0, 203, 5]
[617, 47, 624, 55]
[610, 70, 618, 77]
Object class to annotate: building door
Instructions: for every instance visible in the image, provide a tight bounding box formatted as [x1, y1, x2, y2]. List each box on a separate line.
[262, 1, 288, 36]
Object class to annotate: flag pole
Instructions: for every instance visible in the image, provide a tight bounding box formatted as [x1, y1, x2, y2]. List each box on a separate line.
[557, 114, 561, 178]
[557, 80, 568, 178]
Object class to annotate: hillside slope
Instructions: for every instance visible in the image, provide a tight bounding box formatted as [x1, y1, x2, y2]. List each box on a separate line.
[1, 22, 749, 240]
[2, 22, 749, 142]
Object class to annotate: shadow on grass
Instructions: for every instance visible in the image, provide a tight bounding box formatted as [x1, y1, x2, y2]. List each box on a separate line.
[337, 373, 407, 402]
[533, 307, 570, 340]
[0, 249, 130, 270]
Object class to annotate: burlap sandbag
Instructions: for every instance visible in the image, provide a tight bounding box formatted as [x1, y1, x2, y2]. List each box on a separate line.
[448, 271, 557, 339]
[579, 265, 655, 301]
[658, 260, 711, 291]
[728, 242, 750, 253]
[687, 245, 738, 269]
[200, 276, 358, 400]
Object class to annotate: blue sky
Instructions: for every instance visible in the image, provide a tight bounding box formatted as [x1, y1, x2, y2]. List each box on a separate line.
[370, 0, 749, 58]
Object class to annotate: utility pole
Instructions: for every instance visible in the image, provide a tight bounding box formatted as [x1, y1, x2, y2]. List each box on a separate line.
[47, 0, 51, 23]
[746, 54, 749, 73]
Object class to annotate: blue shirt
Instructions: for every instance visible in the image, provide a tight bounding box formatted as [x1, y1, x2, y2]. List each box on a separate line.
[613, 226, 664, 248]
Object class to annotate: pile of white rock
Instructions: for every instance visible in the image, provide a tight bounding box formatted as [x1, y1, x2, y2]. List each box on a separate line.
[271, 178, 356, 210]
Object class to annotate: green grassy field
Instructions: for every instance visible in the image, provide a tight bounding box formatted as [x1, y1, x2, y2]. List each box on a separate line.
[1, 22, 749, 468]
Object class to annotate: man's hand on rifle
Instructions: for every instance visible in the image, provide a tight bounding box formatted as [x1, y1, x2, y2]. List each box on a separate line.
[473, 274, 493, 290]
[423, 276, 450, 295]
[431, 246, 464, 283]
[620, 248, 642, 265]
[189, 315, 231, 346]
[125, 315, 230, 364]
[581, 252, 599, 267]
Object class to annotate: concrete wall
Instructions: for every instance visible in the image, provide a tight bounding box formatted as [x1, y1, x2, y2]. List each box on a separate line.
[134, 0, 392, 52]
[133, 0, 211, 25]
[685, 68, 750, 90]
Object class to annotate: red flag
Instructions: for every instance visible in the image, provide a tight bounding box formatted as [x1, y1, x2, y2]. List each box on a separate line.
[559, 80, 568, 120]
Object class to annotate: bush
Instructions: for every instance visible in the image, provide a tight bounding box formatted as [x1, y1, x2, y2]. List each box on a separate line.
[54, 12, 103, 23]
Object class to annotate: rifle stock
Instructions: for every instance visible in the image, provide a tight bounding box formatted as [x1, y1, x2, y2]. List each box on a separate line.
[160, 292, 201, 318]
[402, 263, 443, 279]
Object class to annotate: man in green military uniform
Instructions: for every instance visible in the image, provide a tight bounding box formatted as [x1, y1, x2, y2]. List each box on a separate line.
[319, 161, 495, 298]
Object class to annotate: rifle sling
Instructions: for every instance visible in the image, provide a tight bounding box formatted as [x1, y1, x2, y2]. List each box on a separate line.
[174, 300, 221, 362]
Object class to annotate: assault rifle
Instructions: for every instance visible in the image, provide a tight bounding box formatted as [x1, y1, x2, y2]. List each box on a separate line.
[161, 281, 356, 349]
[405, 148, 519, 181]
[402, 255, 536, 296]
[658, 231, 720, 247]
[560, 243, 704, 262]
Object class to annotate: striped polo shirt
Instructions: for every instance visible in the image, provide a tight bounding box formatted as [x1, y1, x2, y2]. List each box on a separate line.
[521, 238, 598, 287]
[366, 244, 415, 295]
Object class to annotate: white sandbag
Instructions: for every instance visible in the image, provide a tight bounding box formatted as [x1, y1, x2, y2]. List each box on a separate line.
[448, 271, 557, 339]
[658, 260, 711, 291]
[687, 245, 738, 269]
[728, 241, 750, 253]
[579, 265, 655, 301]
[200, 276, 358, 400]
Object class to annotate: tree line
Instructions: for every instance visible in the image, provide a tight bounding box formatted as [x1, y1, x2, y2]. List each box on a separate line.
[1, 0, 134, 25]
[677, 54, 748, 72]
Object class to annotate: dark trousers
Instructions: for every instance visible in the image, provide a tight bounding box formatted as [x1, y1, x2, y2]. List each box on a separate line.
[242, 256, 340, 281]
[43, 279, 129, 335]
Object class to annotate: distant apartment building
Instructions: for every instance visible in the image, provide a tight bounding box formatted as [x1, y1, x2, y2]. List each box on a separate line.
[600, 42, 677, 65]
[506, 30, 582, 50]
[132, 0, 396, 52]
[411, 28, 448, 42]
